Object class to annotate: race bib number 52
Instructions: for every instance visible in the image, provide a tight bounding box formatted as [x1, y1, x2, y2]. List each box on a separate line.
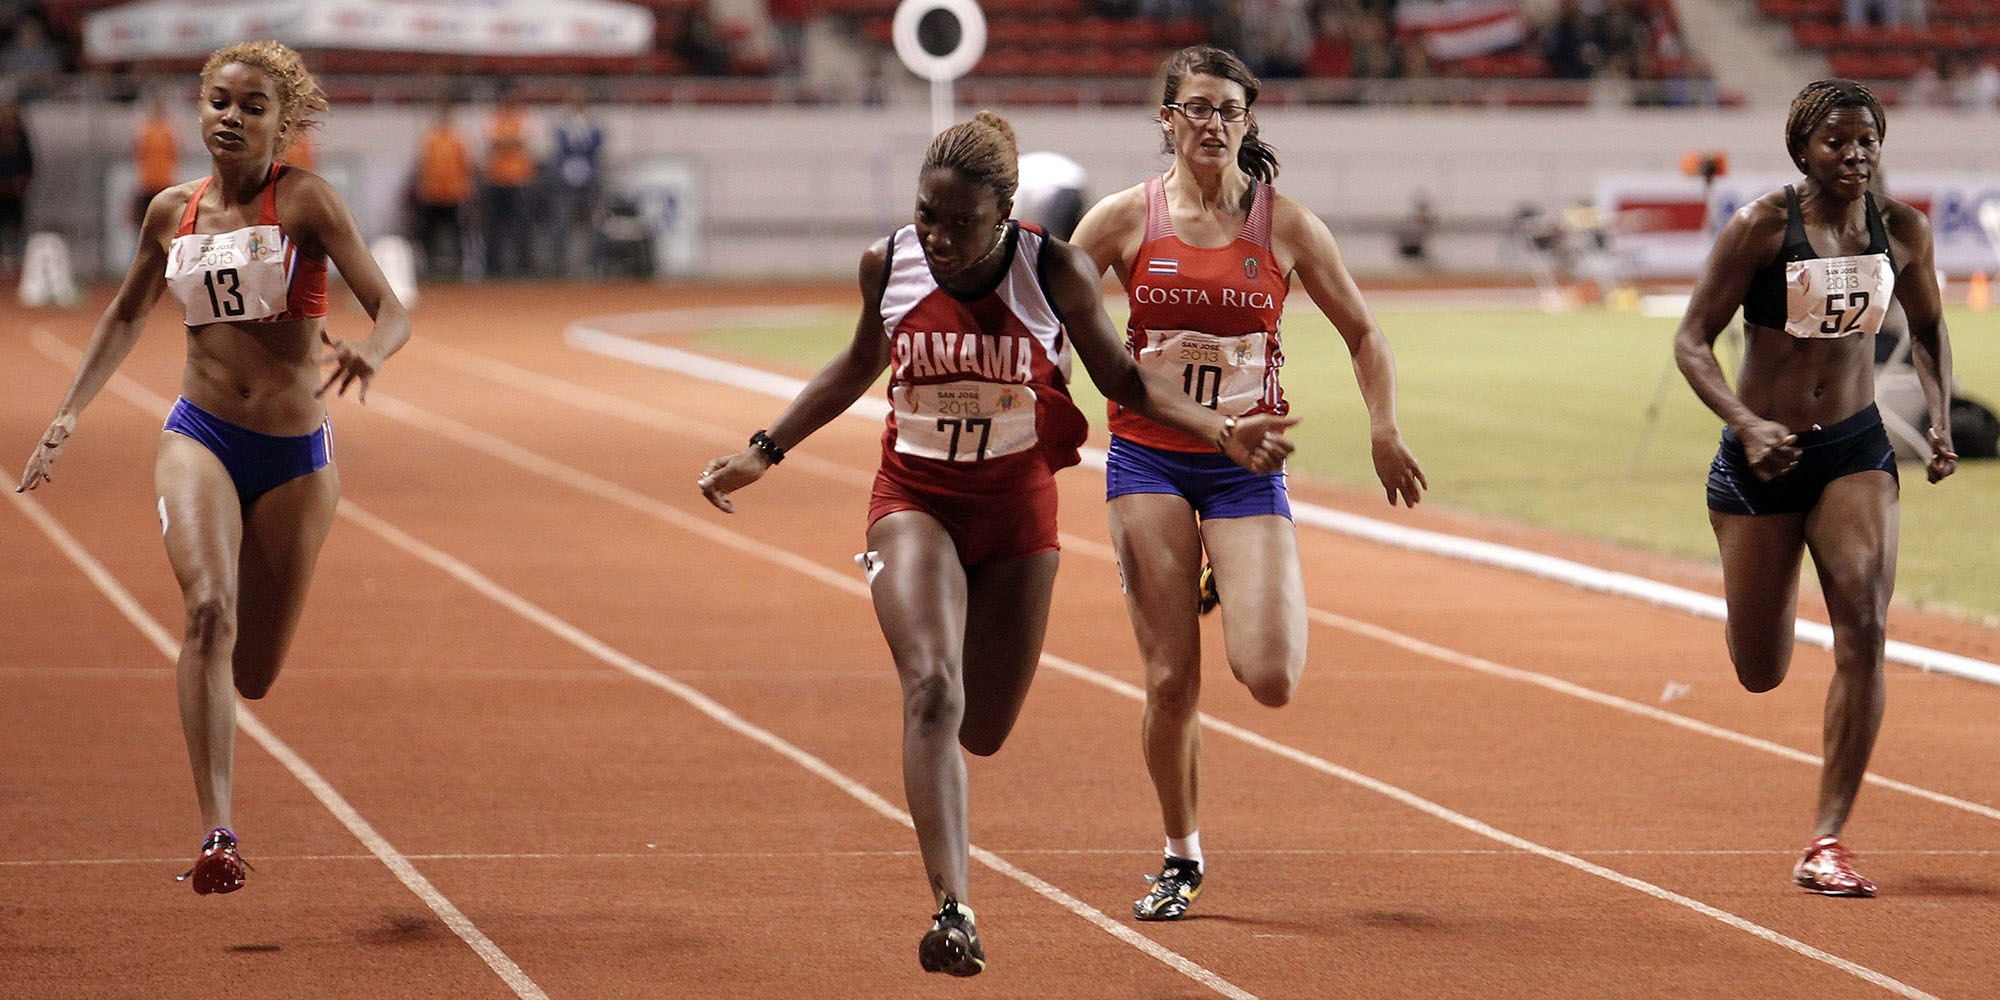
[892, 380, 1039, 462]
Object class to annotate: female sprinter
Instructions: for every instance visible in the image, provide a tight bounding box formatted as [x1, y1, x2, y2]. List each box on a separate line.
[1067, 45, 1426, 920]
[1675, 79, 1955, 897]
[18, 42, 410, 895]
[696, 112, 1294, 976]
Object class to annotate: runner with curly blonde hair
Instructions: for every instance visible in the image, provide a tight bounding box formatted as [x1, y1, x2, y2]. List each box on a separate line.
[20, 41, 409, 896]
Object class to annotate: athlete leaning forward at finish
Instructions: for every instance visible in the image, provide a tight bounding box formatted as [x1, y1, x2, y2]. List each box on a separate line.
[1069, 44, 1426, 921]
[696, 111, 1295, 976]
[1675, 78, 1956, 898]
[18, 41, 410, 894]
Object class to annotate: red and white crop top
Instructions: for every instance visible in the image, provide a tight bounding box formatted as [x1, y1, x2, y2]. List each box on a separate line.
[165, 165, 328, 327]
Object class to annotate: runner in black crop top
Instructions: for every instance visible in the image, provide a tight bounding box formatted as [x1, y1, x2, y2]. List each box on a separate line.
[1740, 185, 1893, 332]
[1670, 79, 1958, 900]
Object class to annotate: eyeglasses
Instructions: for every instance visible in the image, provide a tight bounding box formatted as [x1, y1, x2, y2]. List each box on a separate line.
[1165, 100, 1250, 123]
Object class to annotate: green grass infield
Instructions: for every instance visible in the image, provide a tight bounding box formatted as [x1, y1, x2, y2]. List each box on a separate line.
[693, 302, 1999, 625]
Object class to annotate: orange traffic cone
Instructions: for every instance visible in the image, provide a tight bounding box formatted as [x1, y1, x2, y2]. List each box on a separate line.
[1969, 270, 1991, 312]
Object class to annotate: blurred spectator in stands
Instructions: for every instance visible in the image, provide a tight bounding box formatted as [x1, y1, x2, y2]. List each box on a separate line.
[1394, 191, 1436, 269]
[1592, 0, 1648, 70]
[1956, 59, 1999, 114]
[1844, 0, 1925, 30]
[482, 91, 538, 277]
[1590, 52, 1635, 108]
[1241, 0, 1314, 78]
[282, 133, 316, 170]
[770, 0, 810, 77]
[415, 102, 473, 280]
[1542, 0, 1594, 80]
[551, 88, 604, 277]
[1907, 51, 1950, 108]
[0, 97, 29, 280]
[861, 51, 889, 107]
[2, 17, 61, 99]
[671, 8, 735, 77]
[132, 96, 176, 225]
[1349, 13, 1403, 79]
[1140, 0, 1221, 16]
[1305, 7, 1355, 79]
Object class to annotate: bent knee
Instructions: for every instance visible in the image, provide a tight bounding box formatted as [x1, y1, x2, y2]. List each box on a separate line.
[1245, 671, 1297, 707]
[234, 667, 276, 700]
[1144, 665, 1202, 719]
[959, 729, 1005, 758]
[181, 595, 237, 652]
[1729, 650, 1789, 693]
[1229, 647, 1303, 708]
[902, 672, 964, 732]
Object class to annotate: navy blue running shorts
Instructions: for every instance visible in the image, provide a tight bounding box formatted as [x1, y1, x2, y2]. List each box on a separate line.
[1706, 402, 1896, 516]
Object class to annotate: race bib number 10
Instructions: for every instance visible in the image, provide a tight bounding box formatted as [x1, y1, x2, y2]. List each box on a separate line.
[1137, 329, 1269, 414]
[893, 380, 1039, 462]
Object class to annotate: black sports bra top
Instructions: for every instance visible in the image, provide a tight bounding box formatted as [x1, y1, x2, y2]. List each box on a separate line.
[1741, 185, 1895, 338]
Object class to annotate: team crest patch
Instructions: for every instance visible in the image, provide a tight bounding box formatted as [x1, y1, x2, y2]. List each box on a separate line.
[1244, 257, 1258, 279]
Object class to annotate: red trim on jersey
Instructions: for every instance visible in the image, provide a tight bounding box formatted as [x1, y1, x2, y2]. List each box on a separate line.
[177, 165, 328, 321]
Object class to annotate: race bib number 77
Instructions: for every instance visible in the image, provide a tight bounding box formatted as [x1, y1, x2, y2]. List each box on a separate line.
[892, 380, 1039, 462]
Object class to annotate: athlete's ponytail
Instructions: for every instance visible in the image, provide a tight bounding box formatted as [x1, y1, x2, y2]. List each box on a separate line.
[1159, 45, 1279, 183]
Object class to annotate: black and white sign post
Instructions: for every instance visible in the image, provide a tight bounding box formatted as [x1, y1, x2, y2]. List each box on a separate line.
[892, 0, 987, 137]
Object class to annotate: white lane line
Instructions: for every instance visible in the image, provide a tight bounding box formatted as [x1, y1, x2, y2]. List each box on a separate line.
[335, 498, 1257, 1000]
[342, 388, 1937, 1000]
[406, 331, 2000, 827]
[17, 847, 2000, 869]
[27, 333, 1948, 998]
[1035, 651, 1944, 1000]
[1312, 609, 2000, 823]
[6, 490, 550, 1000]
[562, 318, 2000, 686]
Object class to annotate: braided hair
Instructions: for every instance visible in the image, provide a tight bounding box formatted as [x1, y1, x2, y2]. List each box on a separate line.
[1784, 79, 1885, 173]
[1160, 45, 1279, 183]
[922, 111, 1019, 210]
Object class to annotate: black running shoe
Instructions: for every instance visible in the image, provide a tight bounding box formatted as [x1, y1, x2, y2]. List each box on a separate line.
[1134, 855, 1204, 921]
[918, 896, 985, 976]
[1197, 563, 1221, 616]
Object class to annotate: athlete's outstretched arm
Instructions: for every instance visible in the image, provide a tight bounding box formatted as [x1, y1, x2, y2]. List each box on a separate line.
[1279, 197, 1425, 506]
[292, 170, 410, 403]
[1045, 239, 1294, 473]
[698, 240, 896, 511]
[18, 189, 179, 492]
[1672, 195, 1797, 481]
[1884, 200, 1956, 482]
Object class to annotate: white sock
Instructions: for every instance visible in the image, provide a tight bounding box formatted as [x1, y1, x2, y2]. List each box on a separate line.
[1166, 833, 1203, 870]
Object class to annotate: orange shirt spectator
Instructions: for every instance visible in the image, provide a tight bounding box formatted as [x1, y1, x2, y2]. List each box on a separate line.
[416, 120, 473, 206]
[282, 135, 316, 170]
[135, 102, 177, 196]
[484, 104, 535, 189]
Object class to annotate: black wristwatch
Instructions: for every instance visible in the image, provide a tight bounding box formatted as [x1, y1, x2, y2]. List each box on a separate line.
[749, 429, 786, 464]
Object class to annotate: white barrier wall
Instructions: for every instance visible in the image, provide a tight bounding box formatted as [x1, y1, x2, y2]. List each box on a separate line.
[21, 100, 2000, 279]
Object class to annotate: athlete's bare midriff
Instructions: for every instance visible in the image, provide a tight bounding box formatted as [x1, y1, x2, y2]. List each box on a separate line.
[181, 316, 328, 434]
[1734, 322, 1876, 430]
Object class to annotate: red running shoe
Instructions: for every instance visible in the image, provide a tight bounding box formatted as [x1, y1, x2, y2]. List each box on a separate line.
[176, 827, 247, 895]
[1792, 835, 1876, 897]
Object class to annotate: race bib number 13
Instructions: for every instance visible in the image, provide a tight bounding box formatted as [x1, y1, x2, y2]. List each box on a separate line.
[893, 380, 1039, 462]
